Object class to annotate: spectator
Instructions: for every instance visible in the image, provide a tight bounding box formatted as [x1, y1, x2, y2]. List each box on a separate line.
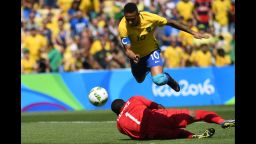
[190, 43, 212, 67]
[21, 48, 36, 74]
[23, 27, 47, 61]
[88, 18, 100, 38]
[25, 11, 39, 30]
[214, 48, 231, 67]
[63, 44, 76, 71]
[22, 0, 33, 21]
[181, 45, 194, 67]
[81, 48, 102, 70]
[193, 0, 212, 31]
[163, 37, 184, 68]
[106, 42, 128, 69]
[57, 0, 73, 14]
[40, 19, 53, 44]
[212, 0, 231, 35]
[159, 24, 180, 51]
[43, 0, 58, 8]
[70, 10, 89, 36]
[145, 0, 160, 13]
[93, 37, 111, 69]
[45, 12, 59, 40]
[215, 32, 232, 53]
[176, 0, 194, 21]
[73, 50, 84, 71]
[35, 52, 50, 73]
[79, 29, 92, 53]
[67, 0, 80, 19]
[47, 42, 63, 72]
[55, 19, 70, 50]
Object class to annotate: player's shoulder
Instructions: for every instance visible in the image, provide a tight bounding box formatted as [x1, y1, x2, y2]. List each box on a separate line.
[118, 17, 126, 26]
[118, 17, 127, 29]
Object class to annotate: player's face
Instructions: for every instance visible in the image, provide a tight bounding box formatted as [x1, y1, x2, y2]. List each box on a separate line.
[125, 11, 140, 27]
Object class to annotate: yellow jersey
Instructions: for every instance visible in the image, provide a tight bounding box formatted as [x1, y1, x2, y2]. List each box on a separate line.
[23, 34, 47, 61]
[190, 50, 212, 67]
[21, 58, 36, 74]
[176, 1, 194, 21]
[118, 11, 167, 57]
[212, 0, 231, 26]
[57, 0, 73, 13]
[163, 46, 184, 68]
[89, 39, 111, 55]
[215, 55, 231, 67]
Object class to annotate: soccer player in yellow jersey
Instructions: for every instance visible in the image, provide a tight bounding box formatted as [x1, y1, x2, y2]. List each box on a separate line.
[118, 3, 209, 92]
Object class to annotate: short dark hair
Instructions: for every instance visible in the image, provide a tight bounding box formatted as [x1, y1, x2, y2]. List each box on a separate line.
[124, 3, 138, 14]
[217, 48, 225, 57]
[111, 99, 125, 115]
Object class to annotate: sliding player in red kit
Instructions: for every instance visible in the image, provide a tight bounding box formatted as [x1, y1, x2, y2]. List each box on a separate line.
[111, 96, 235, 140]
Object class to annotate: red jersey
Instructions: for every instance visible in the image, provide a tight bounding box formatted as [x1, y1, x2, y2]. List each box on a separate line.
[195, 0, 212, 23]
[116, 96, 158, 139]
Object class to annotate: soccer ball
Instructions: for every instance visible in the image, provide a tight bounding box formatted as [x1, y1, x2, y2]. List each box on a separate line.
[88, 86, 108, 106]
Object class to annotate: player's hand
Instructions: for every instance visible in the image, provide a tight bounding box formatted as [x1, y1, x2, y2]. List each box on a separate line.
[133, 55, 140, 64]
[192, 32, 210, 39]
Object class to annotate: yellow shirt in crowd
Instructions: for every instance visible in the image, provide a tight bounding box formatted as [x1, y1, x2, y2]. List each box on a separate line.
[164, 46, 184, 68]
[176, 0, 194, 21]
[215, 55, 231, 66]
[80, 0, 100, 13]
[21, 58, 36, 74]
[89, 39, 111, 55]
[212, 0, 231, 26]
[190, 50, 212, 67]
[23, 34, 47, 61]
[57, 0, 73, 13]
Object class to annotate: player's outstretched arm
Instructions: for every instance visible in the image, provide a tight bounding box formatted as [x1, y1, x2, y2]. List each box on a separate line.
[123, 44, 140, 64]
[166, 19, 209, 39]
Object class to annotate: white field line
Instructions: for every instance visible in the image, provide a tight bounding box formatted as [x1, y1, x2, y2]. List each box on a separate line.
[23, 121, 116, 124]
[22, 121, 211, 124]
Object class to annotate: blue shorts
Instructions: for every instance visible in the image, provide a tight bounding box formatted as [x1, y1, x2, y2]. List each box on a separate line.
[130, 49, 164, 79]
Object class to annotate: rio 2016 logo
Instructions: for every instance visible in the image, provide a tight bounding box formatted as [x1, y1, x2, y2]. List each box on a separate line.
[152, 78, 215, 97]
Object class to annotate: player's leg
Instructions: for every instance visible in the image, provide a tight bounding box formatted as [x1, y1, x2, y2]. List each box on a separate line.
[130, 59, 148, 83]
[189, 110, 235, 129]
[150, 108, 216, 128]
[146, 128, 215, 139]
[147, 49, 180, 92]
[143, 112, 215, 140]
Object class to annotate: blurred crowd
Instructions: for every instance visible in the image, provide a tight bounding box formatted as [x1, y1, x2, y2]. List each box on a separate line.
[21, 0, 235, 74]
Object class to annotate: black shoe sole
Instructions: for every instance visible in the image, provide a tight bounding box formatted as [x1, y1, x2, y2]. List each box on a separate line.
[165, 73, 180, 92]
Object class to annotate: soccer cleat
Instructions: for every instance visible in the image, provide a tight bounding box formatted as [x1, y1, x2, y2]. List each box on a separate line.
[221, 120, 235, 129]
[165, 73, 180, 92]
[192, 128, 215, 139]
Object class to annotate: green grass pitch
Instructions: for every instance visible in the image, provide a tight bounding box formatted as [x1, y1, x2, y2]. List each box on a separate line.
[21, 105, 235, 144]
